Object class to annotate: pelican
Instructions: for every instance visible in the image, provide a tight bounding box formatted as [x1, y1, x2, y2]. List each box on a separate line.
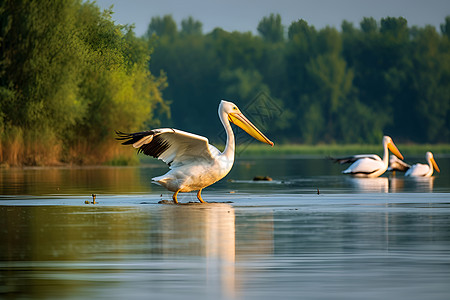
[331, 136, 403, 178]
[405, 152, 440, 177]
[116, 100, 273, 204]
[388, 154, 411, 173]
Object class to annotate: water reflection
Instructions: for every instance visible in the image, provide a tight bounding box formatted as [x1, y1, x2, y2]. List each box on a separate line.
[348, 177, 389, 193]
[345, 176, 438, 193]
[1, 194, 450, 299]
[0, 166, 164, 195]
[0, 204, 245, 299]
[1, 156, 450, 299]
[0, 156, 449, 197]
[389, 176, 405, 193]
[158, 204, 237, 298]
[409, 176, 435, 192]
[389, 176, 435, 193]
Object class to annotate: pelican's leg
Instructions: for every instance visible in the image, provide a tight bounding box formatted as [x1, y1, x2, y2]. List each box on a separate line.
[197, 189, 207, 204]
[172, 191, 179, 204]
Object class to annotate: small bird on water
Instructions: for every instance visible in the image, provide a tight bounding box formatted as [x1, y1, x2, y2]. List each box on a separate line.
[85, 194, 97, 204]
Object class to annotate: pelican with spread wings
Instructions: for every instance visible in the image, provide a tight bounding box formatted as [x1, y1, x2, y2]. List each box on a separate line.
[330, 136, 403, 178]
[116, 100, 273, 204]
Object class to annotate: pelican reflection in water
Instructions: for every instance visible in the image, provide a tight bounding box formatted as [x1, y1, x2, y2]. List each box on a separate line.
[159, 204, 237, 297]
[348, 177, 389, 193]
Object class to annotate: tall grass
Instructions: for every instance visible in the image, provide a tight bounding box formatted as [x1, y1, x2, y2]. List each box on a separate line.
[0, 126, 139, 166]
[1, 126, 62, 166]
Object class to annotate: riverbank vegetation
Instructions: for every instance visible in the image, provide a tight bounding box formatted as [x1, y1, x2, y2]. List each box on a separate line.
[1, 1, 449, 166]
[0, 1, 167, 166]
[148, 14, 450, 146]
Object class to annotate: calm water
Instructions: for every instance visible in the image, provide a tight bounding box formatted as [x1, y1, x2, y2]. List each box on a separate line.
[1, 156, 450, 299]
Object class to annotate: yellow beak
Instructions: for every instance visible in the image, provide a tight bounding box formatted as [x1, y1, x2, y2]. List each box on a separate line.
[228, 112, 274, 146]
[431, 157, 440, 173]
[388, 141, 403, 160]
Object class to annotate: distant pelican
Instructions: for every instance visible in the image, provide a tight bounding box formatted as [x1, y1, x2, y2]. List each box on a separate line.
[388, 154, 411, 173]
[331, 136, 403, 178]
[405, 152, 440, 177]
[116, 100, 273, 203]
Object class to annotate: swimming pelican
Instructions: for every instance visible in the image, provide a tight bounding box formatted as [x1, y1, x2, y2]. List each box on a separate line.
[116, 100, 273, 204]
[405, 152, 440, 177]
[331, 136, 403, 178]
[388, 154, 411, 173]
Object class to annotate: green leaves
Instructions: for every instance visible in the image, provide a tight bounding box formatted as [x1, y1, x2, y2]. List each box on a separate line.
[1, 3, 449, 166]
[0, 0, 167, 165]
[258, 14, 284, 43]
[148, 15, 450, 145]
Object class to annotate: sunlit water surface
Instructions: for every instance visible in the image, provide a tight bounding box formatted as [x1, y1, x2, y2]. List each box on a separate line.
[1, 156, 450, 299]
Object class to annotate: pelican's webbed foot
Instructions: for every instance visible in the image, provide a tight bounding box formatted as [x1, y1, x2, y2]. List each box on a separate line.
[197, 189, 207, 203]
[172, 191, 179, 204]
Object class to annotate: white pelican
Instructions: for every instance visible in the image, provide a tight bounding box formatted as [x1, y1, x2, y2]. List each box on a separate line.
[388, 154, 411, 173]
[116, 100, 273, 204]
[405, 152, 440, 177]
[331, 136, 404, 178]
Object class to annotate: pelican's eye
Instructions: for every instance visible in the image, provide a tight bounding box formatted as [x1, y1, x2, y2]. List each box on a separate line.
[232, 106, 237, 110]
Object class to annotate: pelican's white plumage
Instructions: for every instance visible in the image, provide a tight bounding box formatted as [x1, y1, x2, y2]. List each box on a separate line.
[117, 100, 273, 203]
[388, 154, 411, 172]
[405, 152, 440, 177]
[332, 136, 404, 178]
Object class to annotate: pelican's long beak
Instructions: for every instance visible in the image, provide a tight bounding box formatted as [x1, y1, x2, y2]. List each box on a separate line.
[388, 141, 403, 160]
[228, 112, 274, 146]
[431, 157, 440, 173]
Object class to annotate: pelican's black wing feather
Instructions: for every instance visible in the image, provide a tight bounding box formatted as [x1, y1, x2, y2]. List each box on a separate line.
[115, 128, 215, 167]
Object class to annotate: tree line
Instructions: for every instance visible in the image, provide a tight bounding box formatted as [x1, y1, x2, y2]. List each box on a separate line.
[147, 14, 450, 145]
[0, 0, 167, 165]
[1, 1, 449, 166]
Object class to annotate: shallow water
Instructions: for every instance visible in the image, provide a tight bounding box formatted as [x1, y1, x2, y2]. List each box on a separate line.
[1, 156, 450, 299]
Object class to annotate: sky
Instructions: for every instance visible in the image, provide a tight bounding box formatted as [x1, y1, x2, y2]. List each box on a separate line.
[95, 0, 450, 36]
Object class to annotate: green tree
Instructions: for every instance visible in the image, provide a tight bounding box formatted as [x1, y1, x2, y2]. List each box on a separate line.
[407, 26, 450, 142]
[0, 0, 167, 165]
[145, 14, 450, 145]
[286, 19, 317, 103]
[146, 15, 177, 38]
[181, 16, 202, 36]
[441, 16, 450, 38]
[360, 17, 377, 33]
[0, 0, 86, 164]
[342, 17, 410, 140]
[257, 13, 284, 43]
[149, 30, 221, 138]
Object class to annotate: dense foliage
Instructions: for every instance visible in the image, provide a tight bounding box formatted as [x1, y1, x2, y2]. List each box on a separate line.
[0, 0, 167, 165]
[147, 14, 450, 145]
[1, 3, 449, 166]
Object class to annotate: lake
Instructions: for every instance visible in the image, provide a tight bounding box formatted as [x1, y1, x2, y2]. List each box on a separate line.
[1, 155, 450, 299]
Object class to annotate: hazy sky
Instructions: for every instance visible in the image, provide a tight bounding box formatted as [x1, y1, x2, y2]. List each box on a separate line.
[95, 0, 450, 36]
